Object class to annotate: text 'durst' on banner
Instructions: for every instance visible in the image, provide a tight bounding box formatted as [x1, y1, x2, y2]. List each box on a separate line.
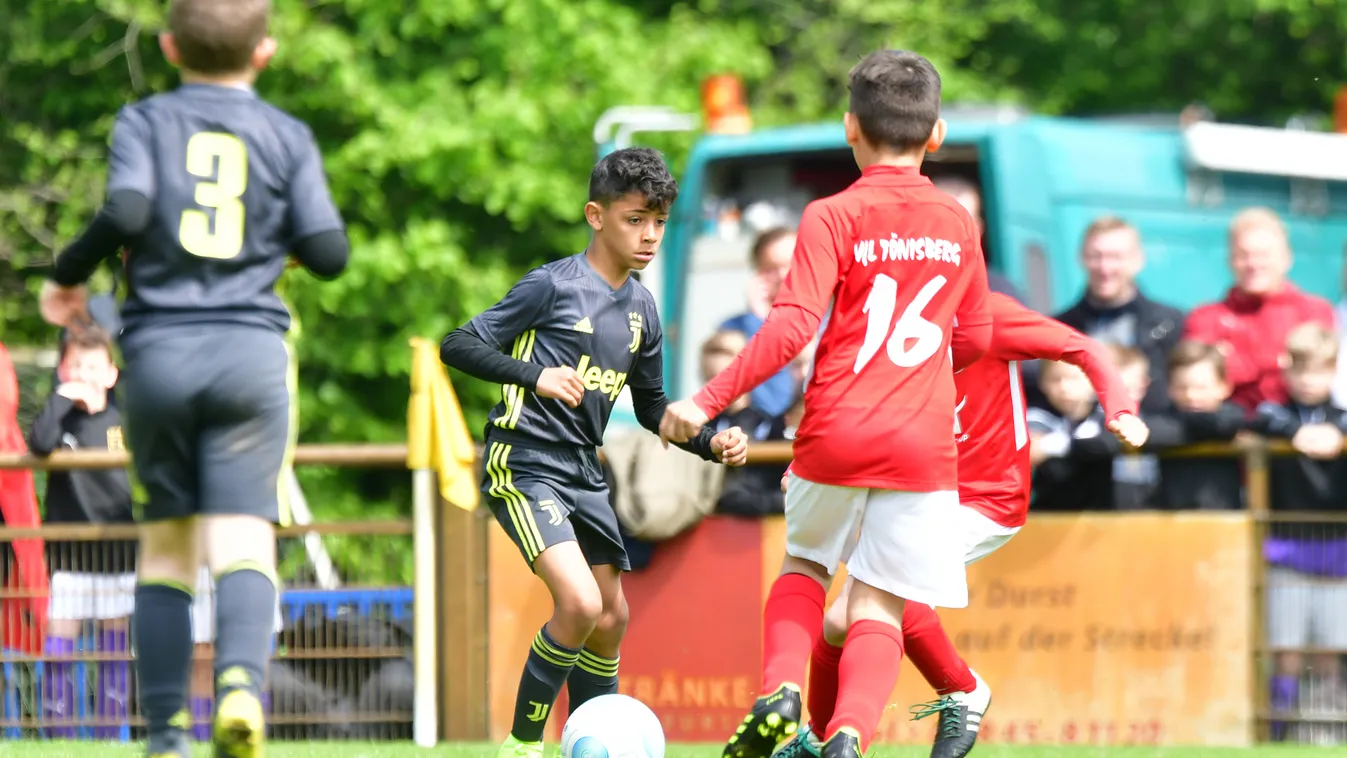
[486, 513, 1252, 747]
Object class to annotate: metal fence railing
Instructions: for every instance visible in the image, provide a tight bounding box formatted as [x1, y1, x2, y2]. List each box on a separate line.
[0, 444, 416, 742]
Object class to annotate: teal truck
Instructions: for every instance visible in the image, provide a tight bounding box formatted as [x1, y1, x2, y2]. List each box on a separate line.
[595, 96, 1347, 428]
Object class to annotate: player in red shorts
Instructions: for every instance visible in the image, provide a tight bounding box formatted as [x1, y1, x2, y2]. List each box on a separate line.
[661, 50, 994, 758]
[774, 292, 1150, 758]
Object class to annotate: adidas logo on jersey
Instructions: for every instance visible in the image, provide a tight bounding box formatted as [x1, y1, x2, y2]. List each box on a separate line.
[573, 317, 594, 334]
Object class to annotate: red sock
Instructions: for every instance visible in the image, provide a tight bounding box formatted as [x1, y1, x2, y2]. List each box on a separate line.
[760, 573, 826, 693]
[806, 637, 843, 734]
[902, 602, 976, 695]
[827, 619, 904, 751]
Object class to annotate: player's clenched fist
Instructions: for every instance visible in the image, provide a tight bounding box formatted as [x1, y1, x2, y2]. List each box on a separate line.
[535, 366, 584, 408]
[711, 426, 749, 466]
[659, 398, 710, 444]
[38, 281, 89, 327]
[1107, 413, 1149, 449]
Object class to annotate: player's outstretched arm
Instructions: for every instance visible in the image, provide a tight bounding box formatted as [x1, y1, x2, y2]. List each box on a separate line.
[668, 304, 821, 442]
[51, 107, 156, 289]
[663, 204, 840, 444]
[988, 295, 1137, 422]
[628, 314, 737, 463]
[440, 325, 547, 389]
[630, 385, 721, 461]
[950, 239, 993, 371]
[286, 128, 349, 280]
[290, 230, 349, 280]
[439, 268, 558, 396]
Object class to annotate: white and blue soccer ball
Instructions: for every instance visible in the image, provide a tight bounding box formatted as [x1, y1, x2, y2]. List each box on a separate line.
[560, 694, 665, 758]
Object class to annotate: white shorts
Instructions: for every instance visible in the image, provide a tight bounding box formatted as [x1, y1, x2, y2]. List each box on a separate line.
[955, 506, 1021, 566]
[48, 572, 137, 621]
[190, 567, 285, 644]
[785, 475, 969, 608]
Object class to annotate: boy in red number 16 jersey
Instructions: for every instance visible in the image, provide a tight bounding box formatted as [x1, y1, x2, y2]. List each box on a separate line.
[779, 293, 1148, 758]
[660, 51, 992, 758]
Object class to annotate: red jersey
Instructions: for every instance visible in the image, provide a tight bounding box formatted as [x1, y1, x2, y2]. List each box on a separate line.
[956, 294, 1136, 528]
[695, 164, 992, 491]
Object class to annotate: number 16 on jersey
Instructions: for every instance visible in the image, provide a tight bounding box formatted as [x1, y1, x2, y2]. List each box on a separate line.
[854, 274, 948, 373]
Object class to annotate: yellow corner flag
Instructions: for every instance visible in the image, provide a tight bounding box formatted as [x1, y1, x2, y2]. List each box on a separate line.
[408, 338, 479, 510]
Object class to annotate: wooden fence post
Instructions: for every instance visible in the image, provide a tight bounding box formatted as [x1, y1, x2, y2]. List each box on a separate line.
[437, 490, 490, 740]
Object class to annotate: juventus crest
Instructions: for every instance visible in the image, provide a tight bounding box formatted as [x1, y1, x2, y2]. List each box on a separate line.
[627, 312, 643, 353]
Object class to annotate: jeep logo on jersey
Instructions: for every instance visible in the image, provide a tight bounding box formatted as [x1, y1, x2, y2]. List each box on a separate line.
[575, 354, 628, 401]
[627, 311, 643, 353]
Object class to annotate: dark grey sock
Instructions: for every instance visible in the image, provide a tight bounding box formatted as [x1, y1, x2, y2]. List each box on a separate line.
[132, 582, 193, 735]
[567, 648, 619, 714]
[213, 564, 277, 696]
[511, 626, 579, 741]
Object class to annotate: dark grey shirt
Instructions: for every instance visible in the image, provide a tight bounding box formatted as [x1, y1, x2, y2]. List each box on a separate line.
[468, 254, 666, 448]
[106, 84, 343, 338]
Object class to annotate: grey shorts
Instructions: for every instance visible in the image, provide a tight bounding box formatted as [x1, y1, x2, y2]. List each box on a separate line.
[1265, 567, 1347, 649]
[480, 434, 627, 571]
[120, 325, 295, 525]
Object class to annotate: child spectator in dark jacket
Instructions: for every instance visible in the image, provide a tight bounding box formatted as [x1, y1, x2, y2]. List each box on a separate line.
[1145, 340, 1246, 509]
[1249, 322, 1347, 738]
[1070, 345, 1160, 509]
[27, 325, 133, 739]
[1028, 360, 1112, 511]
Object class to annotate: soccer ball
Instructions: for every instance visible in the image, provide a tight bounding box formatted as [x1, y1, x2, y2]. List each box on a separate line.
[560, 694, 665, 758]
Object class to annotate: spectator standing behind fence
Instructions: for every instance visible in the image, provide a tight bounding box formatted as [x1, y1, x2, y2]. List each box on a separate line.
[1054, 217, 1184, 413]
[53, 291, 122, 406]
[699, 330, 788, 516]
[1067, 345, 1159, 509]
[931, 176, 1022, 301]
[719, 227, 801, 416]
[26, 326, 134, 740]
[1186, 208, 1335, 412]
[1027, 361, 1111, 511]
[1145, 341, 1246, 510]
[1248, 323, 1347, 742]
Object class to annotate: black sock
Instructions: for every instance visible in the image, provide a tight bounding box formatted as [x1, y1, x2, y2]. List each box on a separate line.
[213, 562, 278, 697]
[132, 582, 194, 734]
[511, 626, 579, 742]
[567, 648, 620, 714]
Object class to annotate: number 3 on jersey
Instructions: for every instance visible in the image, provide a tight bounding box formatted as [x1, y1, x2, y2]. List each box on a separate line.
[854, 274, 948, 373]
[179, 132, 247, 259]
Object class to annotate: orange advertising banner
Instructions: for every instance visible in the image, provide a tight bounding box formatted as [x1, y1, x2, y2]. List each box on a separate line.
[486, 512, 1253, 747]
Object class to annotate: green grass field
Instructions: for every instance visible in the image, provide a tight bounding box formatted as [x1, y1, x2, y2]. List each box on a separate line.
[0, 744, 1333, 758]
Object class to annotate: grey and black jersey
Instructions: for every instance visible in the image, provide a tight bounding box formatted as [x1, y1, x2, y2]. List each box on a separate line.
[467, 254, 664, 448]
[102, 84, 344, 340]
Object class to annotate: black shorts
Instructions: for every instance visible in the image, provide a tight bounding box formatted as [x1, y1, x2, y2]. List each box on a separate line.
[481, 433, 628, 571]
[119, 325, 295, 524]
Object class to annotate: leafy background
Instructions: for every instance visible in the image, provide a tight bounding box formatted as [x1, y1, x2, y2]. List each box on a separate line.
[3, 0, 1345, 534]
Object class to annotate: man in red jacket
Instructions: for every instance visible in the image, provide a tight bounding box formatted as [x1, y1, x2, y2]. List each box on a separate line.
[1184, 208, 1334, 411]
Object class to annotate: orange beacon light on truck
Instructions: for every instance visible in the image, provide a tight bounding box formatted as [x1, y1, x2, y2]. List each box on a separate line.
[702, 75, 752, 135]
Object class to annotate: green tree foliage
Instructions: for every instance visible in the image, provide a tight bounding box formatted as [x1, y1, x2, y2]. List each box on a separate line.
[3, 0, 1345, 526]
